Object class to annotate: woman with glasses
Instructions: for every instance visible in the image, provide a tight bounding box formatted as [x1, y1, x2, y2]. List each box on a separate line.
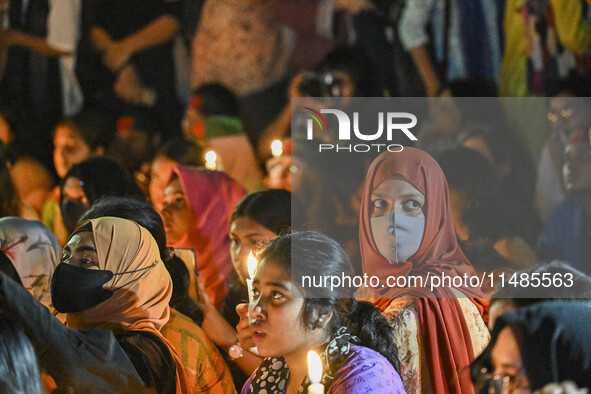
[471, 301, 591, 393]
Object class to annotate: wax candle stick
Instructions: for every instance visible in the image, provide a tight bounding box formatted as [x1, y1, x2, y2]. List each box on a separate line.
[307, 350, 324, 394]
[247, 251, 259, 355]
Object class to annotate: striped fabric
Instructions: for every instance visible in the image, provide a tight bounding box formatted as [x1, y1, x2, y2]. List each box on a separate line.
[161, 309, 237, 393]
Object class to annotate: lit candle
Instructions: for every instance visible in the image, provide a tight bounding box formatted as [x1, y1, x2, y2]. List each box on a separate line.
[246, 251, 259, 355]
[204, 150, 217, 170]
[307, 350, 324, 394]
[246, 251, 257, 302]
[271, 139, 283, 158]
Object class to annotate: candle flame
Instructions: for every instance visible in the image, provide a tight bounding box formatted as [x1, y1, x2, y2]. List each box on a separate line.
[271, 140, 283, 158]
[247, 251, 258, 279]
[205, 150, 217, 170]
[307, 350, 322, 384]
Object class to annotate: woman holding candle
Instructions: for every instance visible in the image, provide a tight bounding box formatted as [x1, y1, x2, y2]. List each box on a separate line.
[358, 147, 491, 393]
[239, 231, 405, 393]
[193, 189, 301, 390]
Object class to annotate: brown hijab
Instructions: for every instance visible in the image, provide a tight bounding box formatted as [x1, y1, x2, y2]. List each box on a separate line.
[359, 147, 490, 394]
[66, 217, 190, 393]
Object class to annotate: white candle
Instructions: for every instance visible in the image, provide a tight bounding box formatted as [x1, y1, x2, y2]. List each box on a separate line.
[204, 150, 217, 170]
[271, 139, 283, 158]
[246, 251, 259, 355]
[307, 350, 324, 394]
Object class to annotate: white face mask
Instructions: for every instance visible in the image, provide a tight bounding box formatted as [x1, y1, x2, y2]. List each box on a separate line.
[371, 212, 425, 264]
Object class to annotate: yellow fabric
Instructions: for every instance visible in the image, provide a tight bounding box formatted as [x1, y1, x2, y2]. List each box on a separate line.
[500, 0, 591, 96]
[551, 0, 591, 55]
[161, 309, 237, 394]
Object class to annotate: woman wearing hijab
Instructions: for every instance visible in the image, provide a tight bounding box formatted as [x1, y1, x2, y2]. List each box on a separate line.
[359, 147, 490, 393]
[0, 216, 190, 392]
[0, 217, 61, 308]
[161, 166, 246, 309]
[60, 156, 144, 236]
[471, 301, 591, 392]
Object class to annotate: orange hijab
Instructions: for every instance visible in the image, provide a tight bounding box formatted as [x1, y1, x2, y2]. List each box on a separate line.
[359, 148, 490, 393]
[168, 166, 246, 308]
[66, 217, 190, 393]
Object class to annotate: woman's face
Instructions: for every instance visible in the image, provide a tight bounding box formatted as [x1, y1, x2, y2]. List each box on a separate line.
[61, 176, 90, 233]
[229, 216, 277, 284]
[61, 231, 99, 270]
[53, 125, 93, 179]
[489, 327, 530, 393]
[250, 259, 326, 359]
[370, 175, 426, 263]
[62, 176, 88, 206]
[149, 156, 178, 212]
[161, 178, 193, 244]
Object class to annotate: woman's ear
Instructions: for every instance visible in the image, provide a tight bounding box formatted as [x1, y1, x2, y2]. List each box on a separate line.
[310, 307, 333, 329]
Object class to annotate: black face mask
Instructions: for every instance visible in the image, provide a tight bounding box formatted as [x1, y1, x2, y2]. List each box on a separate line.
[61, 200, 90, 235]
[50, 263, 114, 313]
[50, 261, 159, 313]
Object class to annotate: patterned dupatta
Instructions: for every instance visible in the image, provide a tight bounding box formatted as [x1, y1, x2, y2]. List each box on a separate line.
[248, 327, 360, 394]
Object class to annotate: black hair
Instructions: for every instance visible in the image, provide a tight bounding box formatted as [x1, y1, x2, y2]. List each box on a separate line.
[546, 72, 591, 98]
[490, 261, 591, 309]
[259, 231, 400, 373]
[163, 255, 204, 325]
[0, 250, 23, 286]
[80, 196, 167, 260]
[153, 138, 204, 167]
[316, 45, 382, 97]
[231, 189, 304, 235]
[191, 84, 240, 117]
[437, 147, 538, 245]
[443, 77, 498, 97]
[0, 309, 43, 394]
[79, 196, 204, 326]
[438, 147, 516, 240]
[56, 110, 114, 152]
[60, 156, 144, 206]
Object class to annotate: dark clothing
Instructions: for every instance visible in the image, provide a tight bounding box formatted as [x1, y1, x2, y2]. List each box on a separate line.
[78, 0, 183, 139]
[472, 301, 591, 391]
[537, 198, 590, 274]
[220, 280, 249, 390]
[0, 271, 176, 393]
[0, 0, 62, 132]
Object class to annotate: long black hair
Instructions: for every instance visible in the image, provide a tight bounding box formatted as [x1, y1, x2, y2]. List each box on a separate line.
[231, 189, 304, 235]
[259, 231, 400, 373]
[0, 309, 43, 394]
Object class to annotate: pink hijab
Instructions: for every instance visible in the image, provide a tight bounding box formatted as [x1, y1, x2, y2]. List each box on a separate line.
[168, 166, 246, 308]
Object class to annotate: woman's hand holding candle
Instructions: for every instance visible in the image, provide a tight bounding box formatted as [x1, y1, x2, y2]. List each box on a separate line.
[236, 303, 256, 350]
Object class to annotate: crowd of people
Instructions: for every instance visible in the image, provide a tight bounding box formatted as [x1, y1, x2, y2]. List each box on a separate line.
[1, 0, 591, 393]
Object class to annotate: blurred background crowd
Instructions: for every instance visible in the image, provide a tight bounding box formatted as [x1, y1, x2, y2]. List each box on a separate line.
[1, 0, 591, 393]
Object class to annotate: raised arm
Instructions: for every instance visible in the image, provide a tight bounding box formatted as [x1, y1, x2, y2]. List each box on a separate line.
[0, 272, 146, 391]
